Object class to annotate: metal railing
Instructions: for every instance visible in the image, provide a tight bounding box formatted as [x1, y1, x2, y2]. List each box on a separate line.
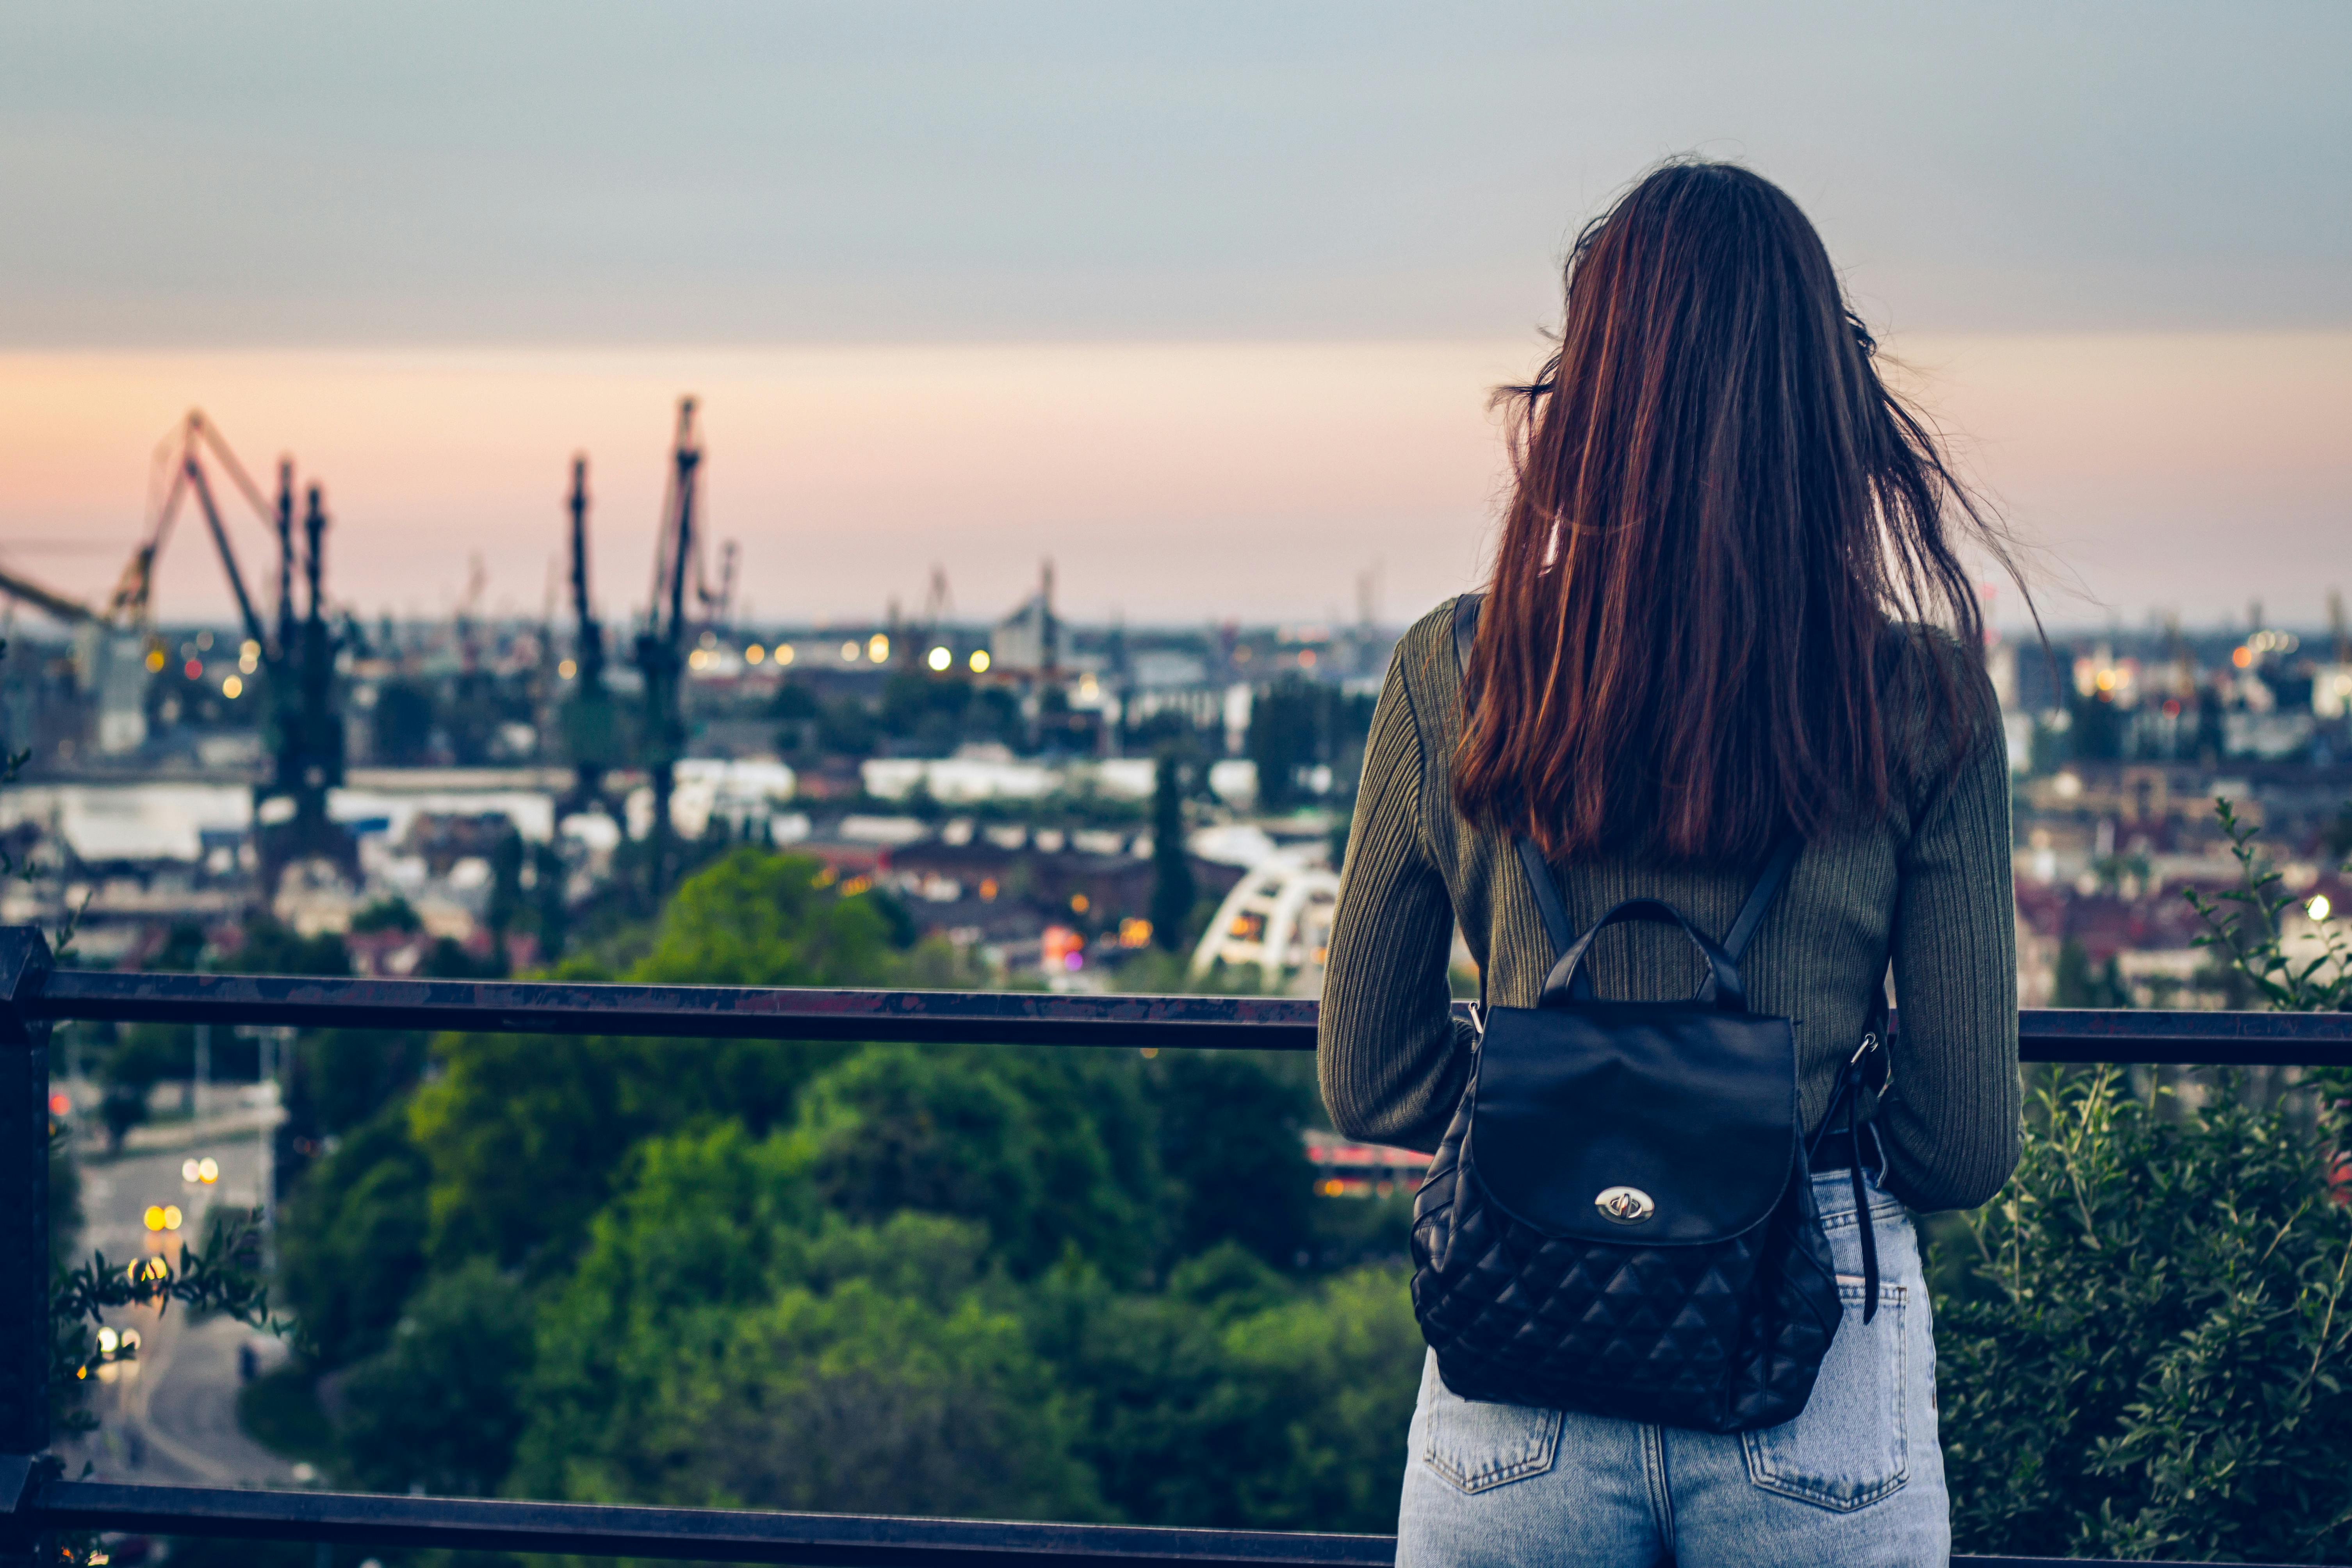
[4, 924, 2348, 1568]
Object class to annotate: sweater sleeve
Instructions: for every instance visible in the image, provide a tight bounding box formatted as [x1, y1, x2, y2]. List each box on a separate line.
[1317, 653, 1473, 1153]
[1878, 667, 2022, 1213]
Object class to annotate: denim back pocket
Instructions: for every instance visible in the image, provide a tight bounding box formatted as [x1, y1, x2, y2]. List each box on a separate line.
[1420, 1357, 1565, 1495]
[1741, 1279, 1908, 1511]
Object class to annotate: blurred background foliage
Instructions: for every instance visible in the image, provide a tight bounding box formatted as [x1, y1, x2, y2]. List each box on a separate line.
[249, 844, 1418, 1538]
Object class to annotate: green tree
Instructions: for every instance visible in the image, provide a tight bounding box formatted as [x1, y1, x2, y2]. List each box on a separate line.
[336, 1257, 537, 1497]
[273, 1105, 431, 1368]
[631, 1274, 1103, 1522]
[793, 1044, 1159, 1281]
[1149, 1051, 1316, 1270]
[1029, 1248, 1420, 1532]
[405, 848, 898, 1270]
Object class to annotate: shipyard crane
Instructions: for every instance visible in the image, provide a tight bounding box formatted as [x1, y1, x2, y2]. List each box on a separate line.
[560, 455, 617, 813]
[146, 413, 345, 868]
[636, 397, 702, 897]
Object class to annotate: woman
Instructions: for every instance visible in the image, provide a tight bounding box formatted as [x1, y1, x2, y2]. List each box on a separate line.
[1319, 160, 2023, 1566]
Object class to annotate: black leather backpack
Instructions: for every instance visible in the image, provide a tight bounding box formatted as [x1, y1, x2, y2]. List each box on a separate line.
[1409, 592, 1880, 1434]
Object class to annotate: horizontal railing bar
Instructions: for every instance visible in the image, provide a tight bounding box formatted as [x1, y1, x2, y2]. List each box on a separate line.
[2011, 1006, 2352, 1066]
[20, 967, 2352, 1064]
[18, 1481, 2304, 1568]
[26, 969, 1322, 1051]
[31, 1481, 1390, 1568]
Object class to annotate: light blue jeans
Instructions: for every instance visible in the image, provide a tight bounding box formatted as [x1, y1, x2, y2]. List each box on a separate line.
[1397, 1170, 1947, 1568]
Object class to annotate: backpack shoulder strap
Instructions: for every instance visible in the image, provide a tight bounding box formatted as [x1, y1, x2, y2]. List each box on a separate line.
[1452, 591, 1577, 959]
[1721, 833, 1803, 966]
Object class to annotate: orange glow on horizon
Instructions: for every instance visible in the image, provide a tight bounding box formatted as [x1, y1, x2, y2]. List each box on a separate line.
[0, 332, 2344, 625]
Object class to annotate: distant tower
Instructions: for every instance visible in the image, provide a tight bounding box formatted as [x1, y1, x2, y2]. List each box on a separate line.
[1041, 559, 1058, 678]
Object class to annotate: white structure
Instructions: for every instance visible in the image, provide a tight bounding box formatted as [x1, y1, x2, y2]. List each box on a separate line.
[1190, 850, 1341, 993]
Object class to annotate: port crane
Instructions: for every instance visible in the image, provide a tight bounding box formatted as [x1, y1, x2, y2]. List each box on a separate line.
[0, 410, 349, 873]
[636, 397, 702, 897]
[559, 455, 617, 813]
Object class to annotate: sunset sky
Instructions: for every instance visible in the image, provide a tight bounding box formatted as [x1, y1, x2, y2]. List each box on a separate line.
[2, 4, 2345, 628]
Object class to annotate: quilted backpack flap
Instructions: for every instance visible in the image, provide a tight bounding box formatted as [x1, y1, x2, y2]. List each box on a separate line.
[1466, 1001, 1800, 1246]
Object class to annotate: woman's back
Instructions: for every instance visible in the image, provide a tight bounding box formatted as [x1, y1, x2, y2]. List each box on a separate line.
[1317, 599, 2018, 1215]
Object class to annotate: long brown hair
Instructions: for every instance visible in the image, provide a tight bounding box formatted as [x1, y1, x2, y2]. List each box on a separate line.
[1454, 159, 2022, 866]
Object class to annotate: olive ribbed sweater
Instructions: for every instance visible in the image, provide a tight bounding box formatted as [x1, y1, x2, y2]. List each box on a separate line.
[1317, 598, 2021, 1215]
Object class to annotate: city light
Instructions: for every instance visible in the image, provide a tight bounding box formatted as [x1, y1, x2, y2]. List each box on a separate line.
[182, 659, 202, 679]
[143, 1205, 166, 1232]
[199, 1156, 219, 1183]
[774, 644, 795, 666]
[1118, 917, 1153, 949]
[1070, 892, 1090, 914]
[182, 1158, 200, 1181]
[144, 647, 165, 672]
[162, 1205, 183, 1231]
[840, 640, 859, 661]
[558, 659, 576, 679]
[867, 634, 889, 663]
[97, 1327, 118, 1355]
[969, 649, 991, 674]
[745, 644, 766, 664]
[2314, 895, 2334, 923]
[221, 675, 242, 699]
[927, 645, 951, 671]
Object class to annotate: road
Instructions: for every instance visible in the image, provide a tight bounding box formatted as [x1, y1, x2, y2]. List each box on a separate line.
[61, 1115, 302, 1488]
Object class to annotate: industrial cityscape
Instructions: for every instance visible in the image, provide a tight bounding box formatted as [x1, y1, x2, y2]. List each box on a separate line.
[4, 399, 2346, 1010]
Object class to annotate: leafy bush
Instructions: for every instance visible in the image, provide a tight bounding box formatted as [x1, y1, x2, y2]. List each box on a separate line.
[1940, 1066, 2352, 1561]
[1940, 795, 2352, 1559]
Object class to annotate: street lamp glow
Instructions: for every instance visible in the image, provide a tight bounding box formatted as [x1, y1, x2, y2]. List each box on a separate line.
[143, 1205, 166, 1232]
[969, 649, 991, 674]
[927, 646, 951, 672]
[867, 634, 890, 663]
[182, 1158, 200, 1182]
[198, 1156, 219, 1183]
[221, 675, 243, 699]
[162, 1205, 184, 1231]
[2313, 894, 2334, 923]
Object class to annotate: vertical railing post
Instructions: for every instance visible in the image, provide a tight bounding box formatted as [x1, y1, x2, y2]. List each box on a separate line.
[0, 928, 55, 1568]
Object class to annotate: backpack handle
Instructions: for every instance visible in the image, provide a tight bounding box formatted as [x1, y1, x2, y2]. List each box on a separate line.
[1541, 898, 1750, 1012]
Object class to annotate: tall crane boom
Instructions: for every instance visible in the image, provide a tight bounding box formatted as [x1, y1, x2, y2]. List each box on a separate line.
[560, 455, 617, 814]
[635, 397, 702, 898]
[0, 565, 98, 625]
